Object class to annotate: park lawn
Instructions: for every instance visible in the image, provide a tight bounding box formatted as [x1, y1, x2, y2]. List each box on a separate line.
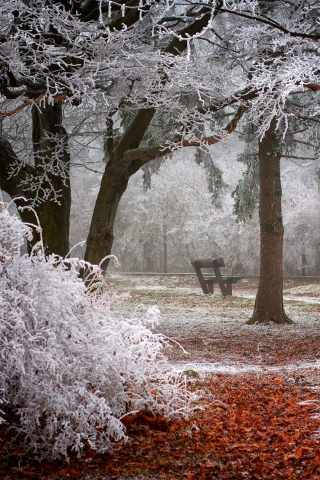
[109, 274, 320, 368]
[2, 274, 320, 479]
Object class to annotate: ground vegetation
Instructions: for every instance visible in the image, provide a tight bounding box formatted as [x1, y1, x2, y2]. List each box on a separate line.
[0, 203, 194, 459]
[2, 274, 320, 477]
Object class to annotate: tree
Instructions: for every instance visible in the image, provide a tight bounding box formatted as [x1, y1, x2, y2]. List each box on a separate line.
[31, 101, 71, 255]
[247, 120, 293, 324]
[230, 0, 319, 323]
[0, 0, 95, 254]
[1, 0, 185, 255]
[83, 2, 226, 266]
[135, 1, 319, 326]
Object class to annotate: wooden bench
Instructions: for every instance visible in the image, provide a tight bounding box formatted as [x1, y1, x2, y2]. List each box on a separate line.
[191, 257, 242, 296]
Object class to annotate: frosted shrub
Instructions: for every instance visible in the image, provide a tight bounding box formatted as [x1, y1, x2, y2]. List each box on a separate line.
[0, 200, 193, 459]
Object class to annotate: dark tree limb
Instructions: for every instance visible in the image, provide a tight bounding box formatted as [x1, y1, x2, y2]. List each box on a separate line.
[123, 105, 246, 163]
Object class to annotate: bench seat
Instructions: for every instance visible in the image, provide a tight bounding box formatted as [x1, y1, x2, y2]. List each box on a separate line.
[203, 276, 242, 283]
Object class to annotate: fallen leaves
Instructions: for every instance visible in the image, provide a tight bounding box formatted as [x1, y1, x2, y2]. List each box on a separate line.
[1, 372, 320, 479]
[2, 276, 320, 478]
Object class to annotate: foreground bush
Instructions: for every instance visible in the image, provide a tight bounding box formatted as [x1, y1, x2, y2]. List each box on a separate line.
[0, 200, 192, 459]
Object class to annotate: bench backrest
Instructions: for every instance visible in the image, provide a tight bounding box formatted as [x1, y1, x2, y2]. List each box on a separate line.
[191, 257, 228, 296]
[192, 257, 225, 269]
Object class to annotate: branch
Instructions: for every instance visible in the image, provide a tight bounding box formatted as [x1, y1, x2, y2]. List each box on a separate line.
[123, 105, 246, 164]
[164, 3, 222, 54]
[304, 83, 320, 92]
[198, 87, 258, 115]
[1, 86, 46, 100]
[284, 108, 320, 125]
[80, 0, 148, 25]
[220, 8, 320, 40]
[198, 83, 319, 118]
[282, 155, 315, 160]
[112, 6, 220, 162]
[0, 93, 67, 117]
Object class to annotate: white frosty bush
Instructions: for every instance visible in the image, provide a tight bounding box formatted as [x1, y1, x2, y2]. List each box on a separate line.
[0, 199, 193, 459]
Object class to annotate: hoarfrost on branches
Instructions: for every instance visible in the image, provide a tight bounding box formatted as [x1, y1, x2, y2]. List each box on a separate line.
[9, 132, 70, 206]
[0, 199, 194, 459]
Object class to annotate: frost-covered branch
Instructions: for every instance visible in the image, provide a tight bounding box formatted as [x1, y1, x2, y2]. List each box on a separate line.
[122, 105, 246, 164]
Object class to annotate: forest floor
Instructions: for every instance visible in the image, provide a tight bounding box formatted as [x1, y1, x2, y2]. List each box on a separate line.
[3, 274, 320, 480]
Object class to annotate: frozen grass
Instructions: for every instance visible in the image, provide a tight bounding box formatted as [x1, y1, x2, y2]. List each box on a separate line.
[107, 274, 320, 373]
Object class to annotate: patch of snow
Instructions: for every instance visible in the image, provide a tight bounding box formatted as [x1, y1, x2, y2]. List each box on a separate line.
[284, 284, 320, 297]
[237, 292, 320, 304]
[135, 285, 167, 290]
[174, 360, 320, 375]
[284, 295, 320, 304]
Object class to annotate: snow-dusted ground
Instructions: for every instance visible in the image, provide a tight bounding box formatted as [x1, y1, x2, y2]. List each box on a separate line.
[173, 360, 320, 375]
[284, 283, 320, 297]
[239, 292, 320, 304]
[107, 274, 320, 377]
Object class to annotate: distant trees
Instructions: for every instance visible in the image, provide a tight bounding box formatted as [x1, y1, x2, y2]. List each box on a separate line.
[111, 152, 245, 274]
[100, 139, 317, 279]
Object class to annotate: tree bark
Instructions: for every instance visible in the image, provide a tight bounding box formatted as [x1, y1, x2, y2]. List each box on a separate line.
[247, 120, 293, 325]
[32, 101, 71, 257]
[84, 154, 146, 269]
[0, 102, 71, 257]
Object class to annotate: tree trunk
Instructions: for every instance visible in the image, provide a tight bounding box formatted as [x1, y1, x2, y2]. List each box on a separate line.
[84, 155, 146, 269]
[32, 101, 71, 257]
[247, 120, 293, 325]
[84, 106, 156, 268]
[0, 102, 70, 256]
[163, 221, 168, 274]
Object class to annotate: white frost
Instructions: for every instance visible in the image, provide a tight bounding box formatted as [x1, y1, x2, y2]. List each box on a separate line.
[0, 201, 195, 460]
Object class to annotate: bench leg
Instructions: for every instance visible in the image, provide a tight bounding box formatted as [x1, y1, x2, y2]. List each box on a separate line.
[207, 282, 214, 294]
[226, 282, 232, 296]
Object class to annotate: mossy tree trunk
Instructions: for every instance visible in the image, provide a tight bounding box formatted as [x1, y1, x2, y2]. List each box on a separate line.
[247, 120, 293, 325]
